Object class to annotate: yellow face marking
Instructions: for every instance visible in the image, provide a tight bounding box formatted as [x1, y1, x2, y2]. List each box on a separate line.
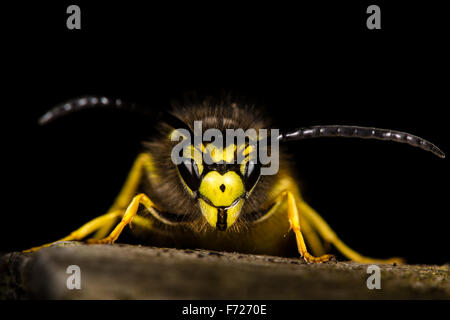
[195, 145, 248, 229]
[199, 171, 244, 207]
[183, 144, 204, 175]
[226, 198, 244, 227]
[199, 198, 218, 228]
[244, 145, 254, 156]
[239, 157, 249, 176]
[239, 145, 257, 176]
[205, 143, 236, 163]
[196, 141, 206, 152]
[198, 198, 244, 229]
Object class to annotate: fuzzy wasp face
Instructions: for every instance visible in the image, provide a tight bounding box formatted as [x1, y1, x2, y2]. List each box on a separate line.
[176, 142, 261, 231]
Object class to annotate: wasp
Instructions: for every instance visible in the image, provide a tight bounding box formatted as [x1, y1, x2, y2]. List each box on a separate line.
[25, 96, 445, 263]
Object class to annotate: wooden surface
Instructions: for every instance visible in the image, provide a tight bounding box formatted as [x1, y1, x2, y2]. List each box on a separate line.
[1, 242, 448, 299]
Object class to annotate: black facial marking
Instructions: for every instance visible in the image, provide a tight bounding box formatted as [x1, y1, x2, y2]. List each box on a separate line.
[216, 208, 227, 231]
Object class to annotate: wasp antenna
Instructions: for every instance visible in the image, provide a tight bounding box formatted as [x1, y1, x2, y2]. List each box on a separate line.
[279, 125, 445, 159]
[38, 95, 193, 134]
[38, 96, 142, 125]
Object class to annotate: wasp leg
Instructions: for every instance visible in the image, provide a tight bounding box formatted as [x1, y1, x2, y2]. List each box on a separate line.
[23, 210, 123, 252]
[298, 213, 326, 256]
[87, 193, 155, 244]
[23, 209, 154, 252]
[24, 152, 156, 252]
[298, 200, 404, 264]
[260, 189, 325, 256]
[284, 191, 334, 263]
[93, 152, 154, 239]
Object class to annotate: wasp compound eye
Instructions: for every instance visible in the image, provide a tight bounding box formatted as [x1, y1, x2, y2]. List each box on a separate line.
[244, 160, 261, 192]
[177, 158, 202, 192]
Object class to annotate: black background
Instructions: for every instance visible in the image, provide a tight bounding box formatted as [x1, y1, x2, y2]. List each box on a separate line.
[2, 1, 448, 264]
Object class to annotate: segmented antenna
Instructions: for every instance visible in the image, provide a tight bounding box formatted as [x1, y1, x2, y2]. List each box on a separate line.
[40, 99, 445, 158]
[38, 95, 193, 134]
[279, 125, 445, 158]
[38, 96, 138, 125]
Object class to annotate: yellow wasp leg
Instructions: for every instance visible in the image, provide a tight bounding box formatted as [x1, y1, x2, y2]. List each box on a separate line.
[297, 213, 326, 256]
[87, 193, 155, 244]
[298, 200, 404, 264]
[93, 152, 154, 239]
[260, 189, 325, 256]
[23, 210, 123, 252]
[23, 210, 153, 252]
[282, 191, 334, 263]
